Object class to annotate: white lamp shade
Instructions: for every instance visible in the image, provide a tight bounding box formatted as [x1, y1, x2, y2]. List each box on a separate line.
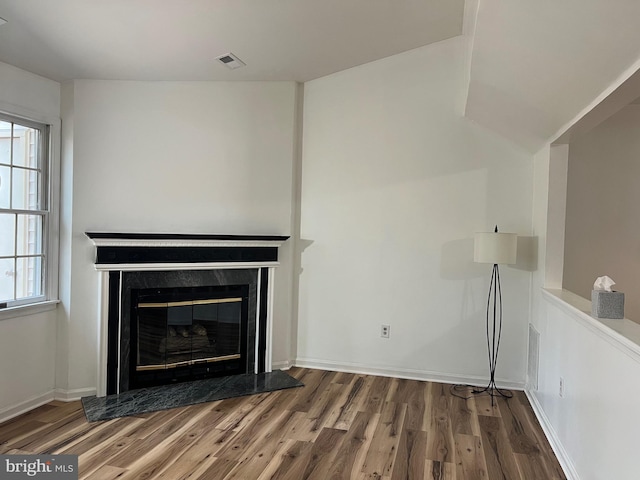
[474, 232, 517, 265]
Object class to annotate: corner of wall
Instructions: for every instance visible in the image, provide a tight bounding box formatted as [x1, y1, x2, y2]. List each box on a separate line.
[545, 145, 569, 290]
[460, 0, 480, 116]
[288, 82, 304, 365]
[56, 81, 75, 392]
[529, 145, 552, 333]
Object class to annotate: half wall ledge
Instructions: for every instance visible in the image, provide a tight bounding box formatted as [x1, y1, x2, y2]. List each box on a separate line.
[542, 288, 640, 362]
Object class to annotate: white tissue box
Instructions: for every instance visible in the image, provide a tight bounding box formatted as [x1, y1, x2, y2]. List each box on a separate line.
[591, 290, 624, 319]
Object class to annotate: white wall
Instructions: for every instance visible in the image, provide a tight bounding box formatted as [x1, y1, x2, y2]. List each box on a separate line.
[0, 62, 60, 120]
[60, 80, 299, 392]
[563, 105, 640, 323]
[297, 38, 533, 386]
[0, 61, 60, 417]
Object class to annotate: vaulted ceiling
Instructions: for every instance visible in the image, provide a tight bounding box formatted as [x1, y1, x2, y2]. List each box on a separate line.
[1, 0, 640, 152]
[0, 0, 464, 82]
[465, 0, 640, 152]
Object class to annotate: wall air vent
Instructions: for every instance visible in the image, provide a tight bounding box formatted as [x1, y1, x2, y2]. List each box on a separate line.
[215, 52, 246, 70]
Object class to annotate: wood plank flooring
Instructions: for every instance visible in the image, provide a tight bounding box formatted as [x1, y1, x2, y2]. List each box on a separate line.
[0, 368, 566, 479]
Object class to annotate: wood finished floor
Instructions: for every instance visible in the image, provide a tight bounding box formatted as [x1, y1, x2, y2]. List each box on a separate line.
[0, 367, 565, 479]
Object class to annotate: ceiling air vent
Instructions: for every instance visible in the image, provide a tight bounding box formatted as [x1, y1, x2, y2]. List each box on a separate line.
[216, 52, 246, 70]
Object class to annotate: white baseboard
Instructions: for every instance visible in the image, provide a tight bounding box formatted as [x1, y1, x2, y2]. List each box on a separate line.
[272, 360, 293, 371]
[54, 387, 97, 402]
[0, 391, 55, 424]
[294, 357, 525, 390]
[525, 388, 580, 480]
[0, 386, 97, 424]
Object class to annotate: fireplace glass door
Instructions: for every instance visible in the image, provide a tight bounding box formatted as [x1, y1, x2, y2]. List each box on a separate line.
[131, 285, 248, 388]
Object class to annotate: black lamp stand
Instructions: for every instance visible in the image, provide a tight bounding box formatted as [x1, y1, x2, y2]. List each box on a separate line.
[451, 260, 513, 406]
[472, 262, 512, 406]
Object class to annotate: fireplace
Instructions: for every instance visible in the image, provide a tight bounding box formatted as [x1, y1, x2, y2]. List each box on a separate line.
[86, 232, 289, 396]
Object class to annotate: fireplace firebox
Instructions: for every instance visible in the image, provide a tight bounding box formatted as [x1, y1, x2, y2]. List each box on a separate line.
[130, 284, 249, 389]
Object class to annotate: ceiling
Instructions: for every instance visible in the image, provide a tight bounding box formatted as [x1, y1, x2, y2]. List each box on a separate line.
[465, 0, 640, 152]
[2, 0, 639, 152]
[0, 0, 465, 83]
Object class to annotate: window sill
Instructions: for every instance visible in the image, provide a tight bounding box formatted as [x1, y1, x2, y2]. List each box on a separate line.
[0, 300, 60, 321]
[542, 288, 640, 363]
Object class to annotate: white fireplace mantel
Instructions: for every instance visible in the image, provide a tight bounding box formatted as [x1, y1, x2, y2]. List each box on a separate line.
[86, 232, 289, 397]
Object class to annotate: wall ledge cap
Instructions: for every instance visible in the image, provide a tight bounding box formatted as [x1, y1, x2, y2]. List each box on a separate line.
[542, 288, 640, 362]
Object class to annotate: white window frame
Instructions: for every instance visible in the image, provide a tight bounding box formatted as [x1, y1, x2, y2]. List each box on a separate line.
[0, 105, 60, 320]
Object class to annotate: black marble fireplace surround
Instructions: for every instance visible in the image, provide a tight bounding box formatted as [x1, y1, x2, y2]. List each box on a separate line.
[116, 269, 258, 393]
[86, 232, 289, 396]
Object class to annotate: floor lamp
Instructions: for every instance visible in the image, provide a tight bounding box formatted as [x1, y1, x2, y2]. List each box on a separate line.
[472, 226, 517, 405]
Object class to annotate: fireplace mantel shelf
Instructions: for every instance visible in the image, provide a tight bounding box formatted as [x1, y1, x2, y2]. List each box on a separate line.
[85, 232, 289, 248]
[86, 232, 289, 271]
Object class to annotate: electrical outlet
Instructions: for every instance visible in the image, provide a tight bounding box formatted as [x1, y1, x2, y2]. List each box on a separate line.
[381, 324, 390, 338]
[559, 377, 565, 398]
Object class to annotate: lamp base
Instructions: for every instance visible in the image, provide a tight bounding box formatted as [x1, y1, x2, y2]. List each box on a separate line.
[451, 381, 512, 406]
[472, 380, 512, 405]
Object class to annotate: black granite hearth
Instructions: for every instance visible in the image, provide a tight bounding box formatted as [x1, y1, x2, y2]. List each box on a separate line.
[81, 370, 303, 422]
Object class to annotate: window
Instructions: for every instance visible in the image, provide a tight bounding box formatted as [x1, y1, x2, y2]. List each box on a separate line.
[0, 113, 50, 308]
